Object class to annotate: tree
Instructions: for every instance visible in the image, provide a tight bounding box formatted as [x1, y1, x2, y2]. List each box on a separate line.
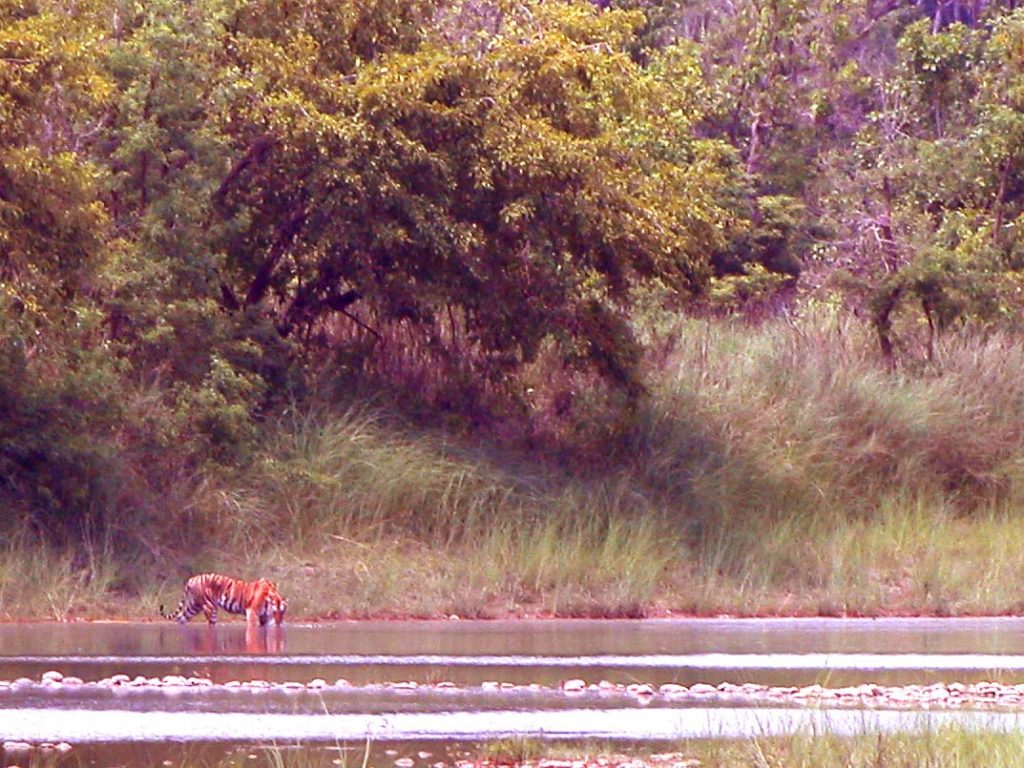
[211, 0, 732, 396]
[0, 0, 124, 532]
[817, 12, 1024, 361]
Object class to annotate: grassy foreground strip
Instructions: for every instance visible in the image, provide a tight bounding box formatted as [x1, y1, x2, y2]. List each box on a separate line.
[480, 729, 1024, 768]
[7, 316, 1024, 620]
[99, 730, 1024, 768]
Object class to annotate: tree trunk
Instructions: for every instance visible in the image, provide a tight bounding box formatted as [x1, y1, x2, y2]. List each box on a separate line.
[993, 156, 1011, 246]
[873, 285, 903, 367]
[244, 208, 307, 307]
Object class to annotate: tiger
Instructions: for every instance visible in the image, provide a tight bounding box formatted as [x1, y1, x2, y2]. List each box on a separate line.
[160, 573, 287, 627]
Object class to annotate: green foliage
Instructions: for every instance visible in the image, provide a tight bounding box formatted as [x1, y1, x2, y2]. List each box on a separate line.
[0, 308, 123, 535]
[10, 0, 1024, 571]
[210, 0, 730, 397]
[897, 19, 979, 137]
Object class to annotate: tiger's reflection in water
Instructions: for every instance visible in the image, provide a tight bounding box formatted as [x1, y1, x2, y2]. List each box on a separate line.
[184, 624, 285, 655]
[180, 623, 285, 683]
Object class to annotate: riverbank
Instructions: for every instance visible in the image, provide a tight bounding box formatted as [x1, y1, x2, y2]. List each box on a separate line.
[7, 507, 1024, 623]
[7, 318, 1024, 623]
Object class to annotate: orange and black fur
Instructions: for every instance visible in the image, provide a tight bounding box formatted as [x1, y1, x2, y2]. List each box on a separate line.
[160, 573, 287, 627]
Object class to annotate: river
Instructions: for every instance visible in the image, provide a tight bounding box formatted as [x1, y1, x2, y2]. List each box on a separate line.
[4, 617, 1024, 765]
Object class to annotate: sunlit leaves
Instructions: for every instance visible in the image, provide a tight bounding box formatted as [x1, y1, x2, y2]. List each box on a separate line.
[213, 0, 732, 391]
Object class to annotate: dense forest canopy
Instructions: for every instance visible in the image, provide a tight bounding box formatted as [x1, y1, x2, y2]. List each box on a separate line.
[3, 0, 1024, 538]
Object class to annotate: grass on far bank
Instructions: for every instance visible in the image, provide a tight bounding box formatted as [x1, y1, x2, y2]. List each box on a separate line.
[6, 311, 1024, 621]
[7, 488, 1024, 622]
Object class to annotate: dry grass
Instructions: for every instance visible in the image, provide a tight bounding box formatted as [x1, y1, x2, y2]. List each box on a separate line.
[689, 727, 1024, 767]
[150, 728, 1024, 768]
[0, 529, 122, 620]
[473, 728, 1024, 768]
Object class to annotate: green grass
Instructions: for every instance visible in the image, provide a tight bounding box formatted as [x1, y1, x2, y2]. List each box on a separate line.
[688, 727, 1024, 767]
[465, 730, 1024, 768]
[477, 729, 1024, 767]
[36, 730, 1024, 768]
[0, 530, 122, 621]
[8, 313, 1024, 620]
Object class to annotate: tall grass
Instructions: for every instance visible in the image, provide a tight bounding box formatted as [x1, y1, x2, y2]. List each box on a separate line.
[210, 405, 534, 551]
[693, 727, 1024, 767]
[0, 527, 121, 620]
[476, 729, 1024, 768]
[10, 311, 1024, 618]
[633, 312, 1024, 578]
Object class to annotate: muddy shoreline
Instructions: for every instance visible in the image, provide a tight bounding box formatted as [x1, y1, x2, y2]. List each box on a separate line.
[5, 609, 1024, 624]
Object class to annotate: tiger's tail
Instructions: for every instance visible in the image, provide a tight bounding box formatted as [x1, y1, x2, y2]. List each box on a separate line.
[159, 600, 186, 622]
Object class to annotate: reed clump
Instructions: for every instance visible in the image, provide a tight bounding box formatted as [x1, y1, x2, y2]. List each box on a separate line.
[692, 726, 1024, 767]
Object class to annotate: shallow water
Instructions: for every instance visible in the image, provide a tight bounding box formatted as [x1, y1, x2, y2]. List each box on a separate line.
[4, 617, 1024, 764]
[4, 616, 1024, 687]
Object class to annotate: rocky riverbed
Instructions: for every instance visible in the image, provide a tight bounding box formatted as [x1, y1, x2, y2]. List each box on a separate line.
[4, 669, 1024, 709]
[8, 670, 1024, 760]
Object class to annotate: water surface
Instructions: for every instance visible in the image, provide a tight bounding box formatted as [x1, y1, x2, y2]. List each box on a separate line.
[4, 617, 1024, 687]
[4, 617, 1024, 765]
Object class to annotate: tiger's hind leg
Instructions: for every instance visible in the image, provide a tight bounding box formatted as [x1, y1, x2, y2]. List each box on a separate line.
[203, 599, 219, 625]
[161, 594, 199, 624]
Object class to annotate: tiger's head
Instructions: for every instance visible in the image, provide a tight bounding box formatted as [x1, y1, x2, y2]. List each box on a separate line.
[257, 578, 287, 626]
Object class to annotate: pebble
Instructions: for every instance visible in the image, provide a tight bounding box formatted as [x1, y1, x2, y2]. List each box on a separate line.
[626, 683, 655, 697]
